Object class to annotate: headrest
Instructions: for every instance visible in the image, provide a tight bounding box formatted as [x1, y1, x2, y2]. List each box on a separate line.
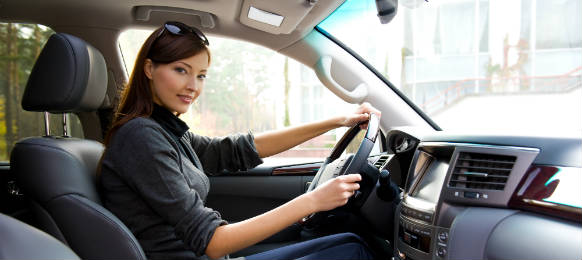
[22, 33, 107, 113]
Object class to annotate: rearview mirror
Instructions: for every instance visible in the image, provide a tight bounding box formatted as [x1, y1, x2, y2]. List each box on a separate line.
[375, 0, 398, 24]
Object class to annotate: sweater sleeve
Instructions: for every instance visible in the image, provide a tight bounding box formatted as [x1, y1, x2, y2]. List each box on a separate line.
[187, 131, 263, 175]
[112, 122, 226, 256]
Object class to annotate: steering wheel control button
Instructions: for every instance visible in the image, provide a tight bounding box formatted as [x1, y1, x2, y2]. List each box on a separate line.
[464, 191, 480, 199]
[438, 231, 448, 242]
[437, 246, 447, 257]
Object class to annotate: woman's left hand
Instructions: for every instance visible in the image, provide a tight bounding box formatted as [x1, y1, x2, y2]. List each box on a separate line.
[338, 102, 381, 129]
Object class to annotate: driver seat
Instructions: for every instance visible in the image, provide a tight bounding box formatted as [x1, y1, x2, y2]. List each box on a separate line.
[10, 33, 146, 259]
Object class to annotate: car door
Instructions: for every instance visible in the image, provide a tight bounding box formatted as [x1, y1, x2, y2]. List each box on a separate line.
[207, 163, 319, 222]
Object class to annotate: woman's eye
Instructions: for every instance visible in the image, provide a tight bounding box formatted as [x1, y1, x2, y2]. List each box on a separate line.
[174, 67, 187, 74]
[198, 74, 207, 80]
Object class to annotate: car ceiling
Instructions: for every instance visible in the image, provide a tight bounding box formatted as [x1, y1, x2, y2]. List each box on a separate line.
[0, 0, 344, 51]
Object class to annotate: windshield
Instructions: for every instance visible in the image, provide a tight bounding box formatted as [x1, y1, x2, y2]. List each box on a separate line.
[317, 0, 582, 135]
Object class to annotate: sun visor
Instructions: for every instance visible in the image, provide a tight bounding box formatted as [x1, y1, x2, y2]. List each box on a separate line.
[134, 6, 216, 29]
[239, 0, 315, 34]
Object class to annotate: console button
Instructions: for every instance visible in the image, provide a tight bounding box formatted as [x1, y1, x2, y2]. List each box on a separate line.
[422, 213, 432, 222]
[438, 231, 448, 242]
[464, 191, 479, 199]
[403, 232, 419, 248]
[411, 210, 418, 218]
[437, 246, 447, 257]
[419, 235, 431, 253]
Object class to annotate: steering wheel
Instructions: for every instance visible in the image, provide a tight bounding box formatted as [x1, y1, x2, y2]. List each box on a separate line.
[302, 114, 381, 225]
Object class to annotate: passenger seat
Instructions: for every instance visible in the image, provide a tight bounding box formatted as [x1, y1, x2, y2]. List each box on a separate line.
[0, 213, 79, 260]
[10, 33, 146, 259]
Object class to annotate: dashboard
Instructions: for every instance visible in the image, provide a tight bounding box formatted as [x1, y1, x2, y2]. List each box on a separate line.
[365, 128, 582, 260]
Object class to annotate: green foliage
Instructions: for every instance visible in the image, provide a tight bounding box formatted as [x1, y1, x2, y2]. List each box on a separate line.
[0, 23, 55, 160]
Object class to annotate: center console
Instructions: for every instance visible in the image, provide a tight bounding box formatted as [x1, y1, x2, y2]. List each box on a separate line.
[393, 142, 539, 260]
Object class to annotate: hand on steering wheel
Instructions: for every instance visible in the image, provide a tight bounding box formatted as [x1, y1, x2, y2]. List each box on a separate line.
[302, 113, 381, 226]
[308, 174, 362, 212]
[338, 102, 382, 130]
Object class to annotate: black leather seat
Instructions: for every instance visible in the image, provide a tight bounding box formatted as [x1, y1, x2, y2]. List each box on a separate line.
[10, 33, 146, 259]
[0, 213, 79, 260]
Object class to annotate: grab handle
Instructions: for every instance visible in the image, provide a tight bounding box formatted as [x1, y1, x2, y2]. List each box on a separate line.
[314, 56, 367, 103]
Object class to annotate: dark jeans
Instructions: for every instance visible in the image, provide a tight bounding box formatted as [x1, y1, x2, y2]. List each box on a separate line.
[245, 233, 374, 260]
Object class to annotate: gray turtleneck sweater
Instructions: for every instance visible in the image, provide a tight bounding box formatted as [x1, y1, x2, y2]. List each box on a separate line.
[100, 106, 263, 260]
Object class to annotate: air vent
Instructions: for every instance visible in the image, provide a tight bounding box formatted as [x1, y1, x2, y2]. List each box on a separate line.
[449, 152, 516, 190]
[374, 154, 390, 169]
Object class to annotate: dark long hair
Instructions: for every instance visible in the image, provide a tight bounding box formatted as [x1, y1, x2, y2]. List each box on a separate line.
[104, 24, 211, 145]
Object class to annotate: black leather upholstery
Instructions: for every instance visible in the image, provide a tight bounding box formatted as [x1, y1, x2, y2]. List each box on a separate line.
[22, 33, 107, 113]
[10, 33, 146, 259]
[14, 138, 103, 204]
[0, 213, 79, 260]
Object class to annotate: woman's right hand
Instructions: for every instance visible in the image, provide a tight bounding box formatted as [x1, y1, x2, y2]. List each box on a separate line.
[307, 174, 362, 212]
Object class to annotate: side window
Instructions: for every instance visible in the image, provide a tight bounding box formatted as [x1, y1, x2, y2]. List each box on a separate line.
[119, 30, 379, 165]
[0, 23, 84, 162]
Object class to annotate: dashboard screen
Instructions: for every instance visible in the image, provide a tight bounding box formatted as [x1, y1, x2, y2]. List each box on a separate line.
[406, 151, 434, 192]
[410, 159, 449, 204]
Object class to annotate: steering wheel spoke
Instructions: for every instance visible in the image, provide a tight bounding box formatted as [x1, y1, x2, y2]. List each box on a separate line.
[302, 114, 381, 226]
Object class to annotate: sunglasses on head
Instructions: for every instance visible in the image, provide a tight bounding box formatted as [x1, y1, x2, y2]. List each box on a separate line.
[155, 21, 209, 46]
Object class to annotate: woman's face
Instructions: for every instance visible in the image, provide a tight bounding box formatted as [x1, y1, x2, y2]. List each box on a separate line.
[145, 51, 209, 114]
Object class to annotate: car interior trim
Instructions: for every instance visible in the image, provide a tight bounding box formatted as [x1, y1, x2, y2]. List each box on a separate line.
[134, 6, 216, 28]
[509, 165, 582, 222]
[313, 26, 442, 131]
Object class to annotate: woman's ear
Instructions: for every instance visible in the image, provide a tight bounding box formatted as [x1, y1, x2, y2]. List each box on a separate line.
[144, 59, 154, 80]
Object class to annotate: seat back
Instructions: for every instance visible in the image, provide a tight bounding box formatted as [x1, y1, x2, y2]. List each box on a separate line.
[0, 213, 79, 260]
[10, 33, 146, 260]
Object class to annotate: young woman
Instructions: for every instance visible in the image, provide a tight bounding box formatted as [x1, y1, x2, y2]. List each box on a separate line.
[100, 21, 381, 260]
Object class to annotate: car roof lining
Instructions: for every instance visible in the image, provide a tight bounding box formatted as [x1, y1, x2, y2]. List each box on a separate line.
[0, 0, 344, 52]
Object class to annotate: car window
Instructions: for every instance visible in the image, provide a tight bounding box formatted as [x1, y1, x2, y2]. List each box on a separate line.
[119, 30, 381, 166]
[0, 23, 84, 162]
[318, 0, 582, 135]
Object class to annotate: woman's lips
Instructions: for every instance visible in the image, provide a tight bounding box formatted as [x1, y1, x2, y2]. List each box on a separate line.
[178, 95, 193, 104]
